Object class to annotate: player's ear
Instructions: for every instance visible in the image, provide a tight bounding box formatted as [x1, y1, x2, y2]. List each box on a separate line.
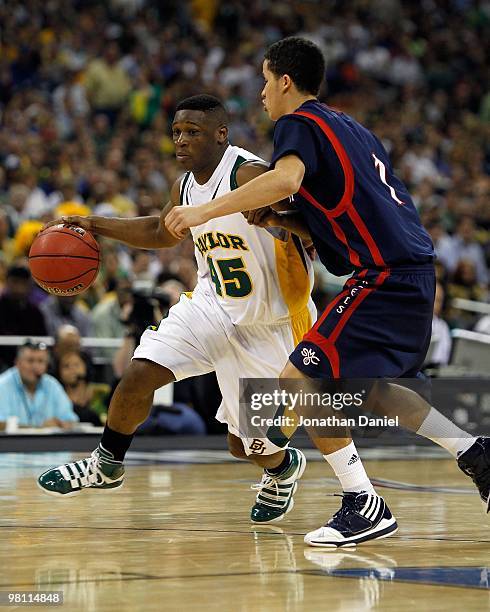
[216, 125, 228, 145]
[282, 74, 293, 93]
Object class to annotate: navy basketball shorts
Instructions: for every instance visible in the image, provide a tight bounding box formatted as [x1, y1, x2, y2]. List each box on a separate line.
[289, 265, 436, 379]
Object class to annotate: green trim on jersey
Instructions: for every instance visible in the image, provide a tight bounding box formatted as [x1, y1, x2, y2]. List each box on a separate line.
[179, 172, 191, 205]
[229, 156, 247, 191]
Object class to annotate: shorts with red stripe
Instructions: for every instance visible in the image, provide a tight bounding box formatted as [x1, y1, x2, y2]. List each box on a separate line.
[289, 264, 436, 379]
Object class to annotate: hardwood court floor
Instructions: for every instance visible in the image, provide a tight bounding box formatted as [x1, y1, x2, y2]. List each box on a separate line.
[0, 451, 489, 611]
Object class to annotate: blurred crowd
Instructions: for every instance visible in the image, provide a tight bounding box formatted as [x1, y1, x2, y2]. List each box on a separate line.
[0, 0, 489, 427]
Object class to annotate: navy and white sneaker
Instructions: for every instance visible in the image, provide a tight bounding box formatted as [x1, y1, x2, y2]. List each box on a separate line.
[304, 492, 398, 548]
[457, 437, 490, 513]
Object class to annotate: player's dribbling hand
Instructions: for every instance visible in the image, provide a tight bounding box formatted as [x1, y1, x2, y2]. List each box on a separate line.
[41, 215, 92, 233]
[165, 206, 207, 238]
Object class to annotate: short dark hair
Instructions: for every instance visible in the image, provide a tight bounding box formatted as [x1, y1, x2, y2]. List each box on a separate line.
[264, 37, 325, 95]
[175, 95, 228, 124]
[16, 340, 49, 358]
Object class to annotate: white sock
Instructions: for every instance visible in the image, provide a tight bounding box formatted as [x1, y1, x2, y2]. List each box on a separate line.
[416, 407, 477, 457]
[323, 441, 376, 495]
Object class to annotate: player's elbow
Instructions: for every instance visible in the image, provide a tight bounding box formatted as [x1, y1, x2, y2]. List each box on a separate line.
[287, 174, 303, 195]
[275, 167, 303, 196]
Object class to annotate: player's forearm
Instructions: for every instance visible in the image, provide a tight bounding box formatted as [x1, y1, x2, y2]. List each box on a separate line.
[88, 216, 167, 249]
[201, 169, 298, 221]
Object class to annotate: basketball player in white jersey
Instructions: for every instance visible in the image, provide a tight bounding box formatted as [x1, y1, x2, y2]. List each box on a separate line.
[38, 96, 381, 527]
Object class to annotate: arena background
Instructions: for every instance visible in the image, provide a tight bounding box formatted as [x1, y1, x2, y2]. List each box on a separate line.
[0, 1, 489, 610]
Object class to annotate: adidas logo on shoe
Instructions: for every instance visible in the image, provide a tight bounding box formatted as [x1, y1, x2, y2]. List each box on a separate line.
[347, 453, 359, 465]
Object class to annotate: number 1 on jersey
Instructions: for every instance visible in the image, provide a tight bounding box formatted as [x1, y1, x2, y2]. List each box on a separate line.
[372, 153, 404, 206]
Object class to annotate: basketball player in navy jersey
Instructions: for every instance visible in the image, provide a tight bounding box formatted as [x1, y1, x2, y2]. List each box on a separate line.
[166, 37, 490, 548]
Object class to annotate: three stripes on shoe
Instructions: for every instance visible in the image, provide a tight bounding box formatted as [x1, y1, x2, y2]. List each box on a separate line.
[358, 493, 385, 524]
[252, 476, 294, 509]
[59, 458, 103, 489]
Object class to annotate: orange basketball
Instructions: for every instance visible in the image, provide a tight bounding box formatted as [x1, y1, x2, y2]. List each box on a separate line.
[29, 224, 100, 296]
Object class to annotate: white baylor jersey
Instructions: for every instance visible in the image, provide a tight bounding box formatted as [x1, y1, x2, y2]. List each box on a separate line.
[180, 145, 315, 331]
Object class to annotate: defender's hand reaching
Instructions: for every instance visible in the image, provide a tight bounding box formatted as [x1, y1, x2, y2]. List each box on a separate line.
[243, 206, 282, 228]
[165, 206, 209, 238]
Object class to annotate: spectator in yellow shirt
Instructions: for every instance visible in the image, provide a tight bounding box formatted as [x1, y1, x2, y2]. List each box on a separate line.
[84, 43, 131, 122]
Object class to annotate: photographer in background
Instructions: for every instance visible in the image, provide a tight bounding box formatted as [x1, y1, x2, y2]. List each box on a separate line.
[0, 341, 78, 430]
[91, 276, 133, 359]
[111, 284, 206, 436]
[112, 284, 172, 378]
[0, 265, 48, 370]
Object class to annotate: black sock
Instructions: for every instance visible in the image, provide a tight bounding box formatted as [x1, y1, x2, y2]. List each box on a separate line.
[100, 425, 134, 462]
[266, 449, 291, 475]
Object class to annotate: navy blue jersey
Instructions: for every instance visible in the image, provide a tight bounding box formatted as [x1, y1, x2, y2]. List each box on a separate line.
[270, 100, 434, 275]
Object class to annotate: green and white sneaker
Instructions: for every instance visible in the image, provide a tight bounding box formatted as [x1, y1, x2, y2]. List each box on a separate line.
[37, 445, 125, 497]
[250, 448, 306, 523]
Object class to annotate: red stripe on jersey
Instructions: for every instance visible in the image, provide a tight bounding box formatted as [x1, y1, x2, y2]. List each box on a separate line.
[304, 330, 340, 378]
[309, 268, 370, 334]
[302, 269, 388, 378]
[295, 111, 354, 218]
[347, 207, 386, 268]
[293, 110, 387, 269]
[329, 270, 390, 344]
[299, 186, 362, 268]
[330, 217, 362, 269]
[310, 288, 350, 334]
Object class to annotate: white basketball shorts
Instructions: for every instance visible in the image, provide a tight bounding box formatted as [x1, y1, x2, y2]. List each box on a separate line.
[133, 287, 315, 455]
